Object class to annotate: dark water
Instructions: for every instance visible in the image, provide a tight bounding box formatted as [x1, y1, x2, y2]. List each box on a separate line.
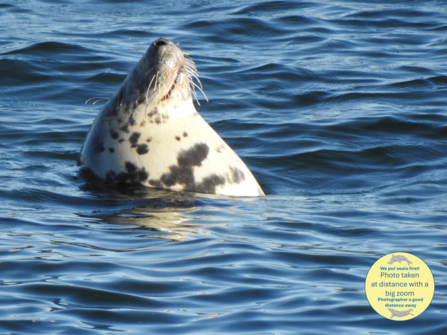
[1, 0, 446, 334]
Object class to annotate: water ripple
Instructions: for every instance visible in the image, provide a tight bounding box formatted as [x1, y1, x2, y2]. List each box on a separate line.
[0, 0, 446, 334]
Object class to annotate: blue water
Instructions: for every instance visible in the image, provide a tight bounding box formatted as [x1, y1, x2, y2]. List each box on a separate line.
[1, 0, 446, 334]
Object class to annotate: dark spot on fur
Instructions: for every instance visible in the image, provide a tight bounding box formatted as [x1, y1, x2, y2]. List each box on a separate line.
[118, 118, 122, 124]
[230, 167, 245, 184]
[147, 108, 158, 118]
[149, 179, 163, 188]
[175, 136, 181, 141]
[137, 169, 149, 182]
[94, 141, 105, 153]
[105, 170, 117, 182]
[110, 129, 119, 140]
[109, 147, 115, 153]
[118, 138, 124, 143]
[161, 165, 195, 187]
[136, 144, 149, 155]
[146, 138, 152, 143]
[160, 172, 176, 187]
[183, 132, 188, 137]
[129, 116, 136, 126]
[159, 143, 225, 193]
[120, 125, 129, 133]
[147, 107, 163, 124]
[178, 143, 209, 167]
[196, 174, 226, 193]
[125, 161, 137, 174]
[106, 161, 148, 185]
[129, 132, 141, 148]
[149, 110, 168, 125]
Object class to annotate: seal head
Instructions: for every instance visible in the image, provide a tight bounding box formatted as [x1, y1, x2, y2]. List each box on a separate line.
[79, 38, 264, 197]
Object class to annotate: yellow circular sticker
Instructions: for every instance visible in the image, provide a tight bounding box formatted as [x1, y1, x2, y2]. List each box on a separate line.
[365, 252, 435, 321]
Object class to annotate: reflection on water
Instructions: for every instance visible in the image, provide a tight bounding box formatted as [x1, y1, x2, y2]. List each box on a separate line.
[80, 184, 230, 241]
[98, 202, 203, 242]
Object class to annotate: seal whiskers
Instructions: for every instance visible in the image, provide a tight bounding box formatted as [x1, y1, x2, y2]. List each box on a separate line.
[85, 97, 110, 105]
[183, 55, 208, 105]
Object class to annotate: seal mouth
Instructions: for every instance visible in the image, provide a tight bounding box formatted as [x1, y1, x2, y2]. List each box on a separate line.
[145, 38, 207, 106]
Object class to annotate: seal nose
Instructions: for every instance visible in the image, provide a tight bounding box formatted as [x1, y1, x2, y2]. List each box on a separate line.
[154, 38, 170, 47]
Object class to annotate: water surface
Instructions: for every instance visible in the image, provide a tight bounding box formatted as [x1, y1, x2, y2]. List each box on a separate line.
[1, 0, 446, 334]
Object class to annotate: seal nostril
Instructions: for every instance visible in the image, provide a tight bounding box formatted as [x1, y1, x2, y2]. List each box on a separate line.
[154, 38, 168, 47]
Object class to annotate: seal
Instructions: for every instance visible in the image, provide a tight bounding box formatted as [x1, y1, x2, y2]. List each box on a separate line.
[388, 308, 414, 318]
[78, 38, 264, 197]
[388, 254, 412, 266]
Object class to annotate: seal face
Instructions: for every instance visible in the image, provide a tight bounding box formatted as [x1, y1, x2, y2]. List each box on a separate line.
[79, 38, 264, 197]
